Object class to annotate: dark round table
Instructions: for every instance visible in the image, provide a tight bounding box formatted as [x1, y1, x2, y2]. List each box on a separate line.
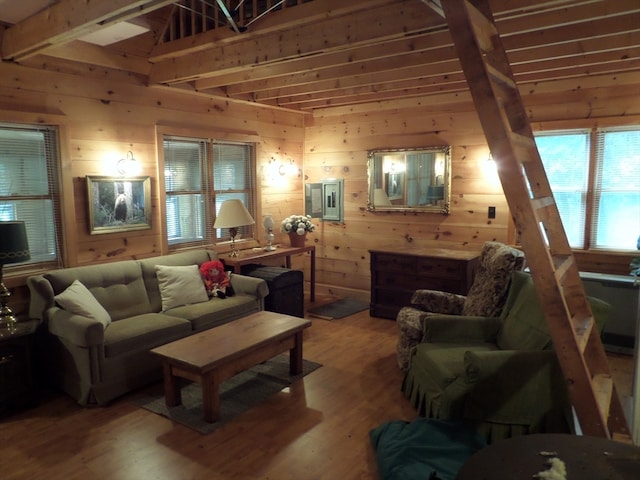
[456, 433, 640, 479]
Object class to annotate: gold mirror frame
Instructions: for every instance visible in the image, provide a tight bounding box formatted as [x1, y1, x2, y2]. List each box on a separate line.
[367, 146, 451, 214]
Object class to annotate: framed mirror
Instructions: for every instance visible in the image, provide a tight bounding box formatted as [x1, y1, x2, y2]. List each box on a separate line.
[367, 146, 451, 214]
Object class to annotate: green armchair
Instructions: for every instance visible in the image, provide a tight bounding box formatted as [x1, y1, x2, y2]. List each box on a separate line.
[396, 241, 526, 371]
[402, 270, 611, 443]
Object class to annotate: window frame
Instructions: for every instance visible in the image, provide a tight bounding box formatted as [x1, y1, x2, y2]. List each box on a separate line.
[0, 121, 63, 276]
[530, 125, 640, 253]
[159, 131, 257, 252]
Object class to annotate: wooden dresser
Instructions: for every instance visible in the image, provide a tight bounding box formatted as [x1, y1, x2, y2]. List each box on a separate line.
[369, 248, 481, 319]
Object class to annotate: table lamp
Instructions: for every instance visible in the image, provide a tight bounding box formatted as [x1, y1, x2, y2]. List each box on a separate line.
[213, 199, 255, 257]
[263, 214, 276, 251]
[0, 221, 31, 329]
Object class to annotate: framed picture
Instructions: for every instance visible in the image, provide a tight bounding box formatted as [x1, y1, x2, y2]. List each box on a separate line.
[87, 176, 151, 235]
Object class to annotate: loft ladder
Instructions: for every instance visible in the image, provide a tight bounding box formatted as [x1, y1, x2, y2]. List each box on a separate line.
[423, 0, 630, 441]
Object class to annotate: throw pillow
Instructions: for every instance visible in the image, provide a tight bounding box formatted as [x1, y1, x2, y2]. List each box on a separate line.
[156, 264, 209, 311]
[54, 279, 112, 328]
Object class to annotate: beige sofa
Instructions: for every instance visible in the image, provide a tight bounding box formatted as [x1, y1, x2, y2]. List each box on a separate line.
[27, 249, 269, 406]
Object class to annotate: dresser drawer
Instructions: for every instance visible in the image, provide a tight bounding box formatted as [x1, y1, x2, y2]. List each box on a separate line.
[373, 253, 418, 274]
[416, 257, 464, 279]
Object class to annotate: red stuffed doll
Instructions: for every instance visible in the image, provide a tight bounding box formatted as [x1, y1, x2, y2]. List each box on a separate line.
[199, 259, 233, 299]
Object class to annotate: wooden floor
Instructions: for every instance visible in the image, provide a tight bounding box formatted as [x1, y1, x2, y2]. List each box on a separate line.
[1, 296, 635, 480]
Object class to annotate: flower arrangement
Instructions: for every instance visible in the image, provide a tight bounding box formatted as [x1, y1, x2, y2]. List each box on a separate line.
[281, 214, 315, 236]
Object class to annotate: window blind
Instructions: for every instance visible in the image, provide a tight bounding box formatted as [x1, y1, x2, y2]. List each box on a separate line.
[213, 142, 254, 242]
[534, 131, 590, 249]
[0, 122, 61, 268]
[592, 128, 640, 250]
[163, 137, 208, 247]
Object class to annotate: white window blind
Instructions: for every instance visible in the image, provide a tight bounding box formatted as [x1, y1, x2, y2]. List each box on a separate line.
[0, 123, 61, 268]
[163, 136, 255, 248]
[213, 142, 254, 242]
[535, 131, 590, 249]
[163, 137, 208, 247]
[592, 128, 640, 250]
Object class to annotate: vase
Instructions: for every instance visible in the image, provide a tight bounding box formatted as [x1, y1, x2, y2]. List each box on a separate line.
[288, 231, 307, 247]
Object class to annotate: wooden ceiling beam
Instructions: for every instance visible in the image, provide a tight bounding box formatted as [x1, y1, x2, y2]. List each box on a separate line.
[230, 27, 640, 104]
[2, 0, 176, 61]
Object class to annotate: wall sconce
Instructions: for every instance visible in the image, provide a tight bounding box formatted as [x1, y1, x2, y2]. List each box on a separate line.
[117, 151, 138, 176]
[279, 159, 299, 177]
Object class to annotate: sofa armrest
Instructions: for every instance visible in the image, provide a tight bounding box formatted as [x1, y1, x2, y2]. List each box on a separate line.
[27, 275, 55, 321]
[47, 307, 105, 347]
[229, 273, 269, 299]
[423, 315, 502, 343]
[464, 349, 558, 384]
[411, 289, 465, 315]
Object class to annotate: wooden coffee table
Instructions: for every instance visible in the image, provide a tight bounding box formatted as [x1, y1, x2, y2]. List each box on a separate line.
[150, 311, 312, 423]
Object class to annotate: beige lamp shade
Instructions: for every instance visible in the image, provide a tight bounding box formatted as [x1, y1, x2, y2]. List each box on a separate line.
[213, 199, 255, 229]
[373, 188, 392, 206]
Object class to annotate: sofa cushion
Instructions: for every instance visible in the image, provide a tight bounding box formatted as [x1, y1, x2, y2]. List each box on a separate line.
[104, 313, 191, 358]
[166, 294, 261, 331]
[140, 250, 213, 312]
[155, 264, 209, 311]
[44, 260, 153, 321]
[54, 279, 111, 328]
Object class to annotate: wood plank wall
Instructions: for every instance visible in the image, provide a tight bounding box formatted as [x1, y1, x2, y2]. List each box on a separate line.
[0, 60, 305, 317]
[1, 60, 639, 316]
[303, 71, 640, 295]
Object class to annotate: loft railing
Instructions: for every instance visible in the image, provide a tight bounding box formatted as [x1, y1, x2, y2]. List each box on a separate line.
[161, 0, 313, 42]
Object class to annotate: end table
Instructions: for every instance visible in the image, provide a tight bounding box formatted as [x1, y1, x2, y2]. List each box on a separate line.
[0, 319, 39, 415]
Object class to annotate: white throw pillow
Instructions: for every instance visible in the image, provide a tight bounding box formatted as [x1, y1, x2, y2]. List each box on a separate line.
[156, 264, 209, 311]
[54, 279, 112, 328]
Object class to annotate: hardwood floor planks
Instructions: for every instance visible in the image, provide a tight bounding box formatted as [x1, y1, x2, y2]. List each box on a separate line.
[1, 298, 634, 479]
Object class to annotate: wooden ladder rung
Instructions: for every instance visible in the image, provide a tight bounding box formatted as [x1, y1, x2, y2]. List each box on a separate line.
[591, 373, 614, 422]
[466, 1, 498, 51]
[573, 314, 595, 353]
[486, 64, 517, 90]
[531, 196, 555, 210]
[553, 254, 573, 282]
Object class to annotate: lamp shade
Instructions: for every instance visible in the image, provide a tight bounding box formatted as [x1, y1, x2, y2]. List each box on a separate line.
[373, 188, 392, 206]
[0, 221, 30, 265]
[213, 199, 255, 229]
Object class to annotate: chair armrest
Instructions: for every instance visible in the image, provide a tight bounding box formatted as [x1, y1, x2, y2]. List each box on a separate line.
[229, 273, 269, 299]
[410, 289, 465, 315]
[423, 315, 502, 343]
[47, 307, 105, 347]
[464, 350, 558, 383]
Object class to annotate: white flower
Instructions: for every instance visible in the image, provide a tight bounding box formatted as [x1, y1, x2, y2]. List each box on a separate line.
[281, 214, 315, 234]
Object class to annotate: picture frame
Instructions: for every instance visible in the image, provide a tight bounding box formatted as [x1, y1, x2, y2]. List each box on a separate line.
[87, 176, 151, 235]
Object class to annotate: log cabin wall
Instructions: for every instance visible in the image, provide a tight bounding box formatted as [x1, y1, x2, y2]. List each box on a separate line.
[303, 71, 640, 296]
[1, 61, 639, 315]
[0, 60, 305, 317]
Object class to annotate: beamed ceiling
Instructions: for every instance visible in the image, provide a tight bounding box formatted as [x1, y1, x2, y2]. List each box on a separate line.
[1, 0, 639, 113]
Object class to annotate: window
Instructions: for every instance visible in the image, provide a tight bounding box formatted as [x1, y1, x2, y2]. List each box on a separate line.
[535, 127, 640, 251]
[0, 122, 62, 269]
[163, 136, 255, 249]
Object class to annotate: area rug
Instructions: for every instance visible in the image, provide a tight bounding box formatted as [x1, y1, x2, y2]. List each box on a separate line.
[135, 354, 321, 434]
[307, 297, 369, 320]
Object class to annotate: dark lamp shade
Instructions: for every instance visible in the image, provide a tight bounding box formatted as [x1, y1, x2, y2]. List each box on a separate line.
[0, 221, 31, 265]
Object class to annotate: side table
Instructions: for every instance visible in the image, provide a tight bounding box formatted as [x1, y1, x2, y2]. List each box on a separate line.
[0, 319, 40, 415]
